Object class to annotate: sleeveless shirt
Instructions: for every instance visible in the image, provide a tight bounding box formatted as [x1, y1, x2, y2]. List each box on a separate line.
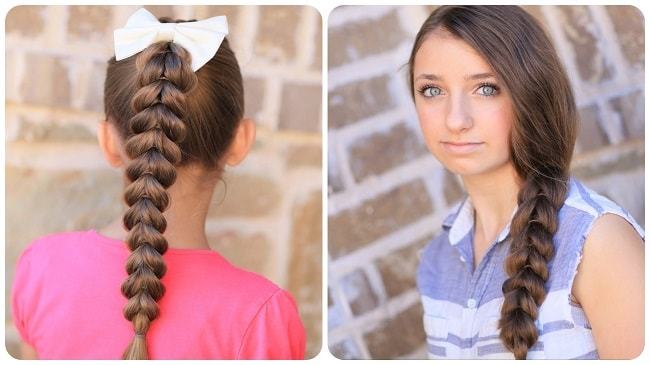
[416, 177, 644, 359]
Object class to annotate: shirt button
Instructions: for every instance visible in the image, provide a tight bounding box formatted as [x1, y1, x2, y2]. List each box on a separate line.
[467, 298, 477, 309]
[460, 256, 466, 262]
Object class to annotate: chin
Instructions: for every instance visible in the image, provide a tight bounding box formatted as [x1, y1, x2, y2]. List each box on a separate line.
[440, 159, 503, 177]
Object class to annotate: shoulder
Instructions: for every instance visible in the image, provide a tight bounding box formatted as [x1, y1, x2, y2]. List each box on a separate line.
[562, 178, 644, 236]
[571, 212, 644, 358]
[564, 178, 644, 290]
[214, 257, 281, 294]
[237, 288, 305, 359]
[575, 213, 644, 287]
[16, 230, 93, 268]
[202, 255, 285, 311]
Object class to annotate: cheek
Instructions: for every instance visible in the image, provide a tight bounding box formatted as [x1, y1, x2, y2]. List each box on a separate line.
[481, 102, 514, 148]
[415, 101, 443, 139]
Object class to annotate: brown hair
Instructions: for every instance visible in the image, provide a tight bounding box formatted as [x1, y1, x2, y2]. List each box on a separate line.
[408, 6, 577, 359]
[103, 16, 244, 359]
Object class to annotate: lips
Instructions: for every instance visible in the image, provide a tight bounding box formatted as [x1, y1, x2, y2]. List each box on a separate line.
[440, 141, 484, 154]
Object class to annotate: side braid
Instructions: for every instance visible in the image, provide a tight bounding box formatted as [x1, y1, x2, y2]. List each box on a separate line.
[498, 175, 568, 359]
[120, 41, 197, 360]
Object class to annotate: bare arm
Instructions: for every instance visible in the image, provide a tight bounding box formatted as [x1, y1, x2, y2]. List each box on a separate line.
[20, 341, 38, 359]
[572, 213, 644, 359]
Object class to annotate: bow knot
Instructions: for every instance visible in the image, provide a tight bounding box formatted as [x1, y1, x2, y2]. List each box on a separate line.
[114, 8, 229, 71]
[156, 23, 177, 42]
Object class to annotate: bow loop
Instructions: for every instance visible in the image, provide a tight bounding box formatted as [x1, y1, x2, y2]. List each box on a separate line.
[114, 8, 228, 71]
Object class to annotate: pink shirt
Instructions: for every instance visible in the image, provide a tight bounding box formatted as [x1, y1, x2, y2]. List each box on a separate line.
[11, 230, 306, 359]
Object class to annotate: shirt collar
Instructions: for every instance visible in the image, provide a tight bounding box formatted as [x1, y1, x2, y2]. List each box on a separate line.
[442, 196, 516, 246]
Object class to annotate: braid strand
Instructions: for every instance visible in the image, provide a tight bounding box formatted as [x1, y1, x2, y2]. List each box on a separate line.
[120, 41, 197, 360]
[498, 176, 567, 359]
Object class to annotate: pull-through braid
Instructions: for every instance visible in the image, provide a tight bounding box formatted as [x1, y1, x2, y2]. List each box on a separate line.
[498, 175, 568, 359]
[120, 41, 197, 360]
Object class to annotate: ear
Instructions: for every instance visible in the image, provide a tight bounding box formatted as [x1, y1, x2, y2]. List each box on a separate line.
[224, 118, 256, 166]
[97, 120, 125, 168]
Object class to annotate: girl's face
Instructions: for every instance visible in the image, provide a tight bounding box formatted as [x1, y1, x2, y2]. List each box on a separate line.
[412, 30, 516, 178]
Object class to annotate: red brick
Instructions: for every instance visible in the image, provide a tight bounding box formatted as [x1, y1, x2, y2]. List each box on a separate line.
[193, 4, 240, 45]
[286, 144, 321, 168]
[84, 61, 107, 113]
[364, 302, 425, 359]
[443, 170, 464, 205]
[13, 117, 95, 143]
[347, 123, 428, 182]
[341, 269, 379, 315]
[20, 54, 71, 108]
[576, 104, 608, 152]
[207, 173, 281, 217]
[606, 5, 644, 69]
[194, 5, 240, 24]
[610, 90, 644, 140]
[328, 9, 406, 68]
[329, 75, 395, 129]
[288, 190, 322, 359]
[5, 166, 123, 309]
[312, 14, 322, 71]
[256, 6, 301, 63]
[521, 6, 550, 33]
[278, 82, 322, 133]
[376, 236, 432, 298]
[556, 6, 612, 83]
[327, 146, 344, 196]
[328, 288, 333, 308]
[329, 179, 433, 258]
[330, 337, 362, 359]
[143, 5, 175, 19]
[67, 6, 113, 42]
[243, 76, 265, 119]
[6, 5, 46, 37]
[328, 157, 345, 195]
[571, 142, 643, 180]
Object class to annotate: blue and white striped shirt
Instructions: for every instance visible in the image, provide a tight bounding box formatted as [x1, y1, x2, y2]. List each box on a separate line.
[417, 177, 644, 359]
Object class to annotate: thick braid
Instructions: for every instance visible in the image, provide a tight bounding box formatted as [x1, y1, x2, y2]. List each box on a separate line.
[120, 41, 197, 360]
[498, 175, 568, 359]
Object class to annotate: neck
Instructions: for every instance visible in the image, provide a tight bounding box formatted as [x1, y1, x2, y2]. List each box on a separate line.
[461, 162, 523, 244]
[100, 165, 218, 250]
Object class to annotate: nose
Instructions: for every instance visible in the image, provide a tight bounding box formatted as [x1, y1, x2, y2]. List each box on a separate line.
[444, 94, 473, 133]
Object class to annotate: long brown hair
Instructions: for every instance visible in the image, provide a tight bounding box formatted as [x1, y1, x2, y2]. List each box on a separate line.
[103, 16, 244, 360]
[408, 6, 577, 359]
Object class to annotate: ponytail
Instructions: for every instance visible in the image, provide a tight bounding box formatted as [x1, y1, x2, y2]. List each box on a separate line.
[120, 41, 197, 360]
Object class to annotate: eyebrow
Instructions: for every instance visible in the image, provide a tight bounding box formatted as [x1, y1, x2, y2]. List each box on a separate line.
[415, 72, 497, 81]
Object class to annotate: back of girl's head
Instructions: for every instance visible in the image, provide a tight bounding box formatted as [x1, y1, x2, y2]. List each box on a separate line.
[409, 6, 578, 359]
[102, 15, 243, 359]
[104, 17, 244, 169]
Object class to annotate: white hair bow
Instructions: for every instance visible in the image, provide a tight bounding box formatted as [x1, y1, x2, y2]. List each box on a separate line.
[114, 8, 228, 71]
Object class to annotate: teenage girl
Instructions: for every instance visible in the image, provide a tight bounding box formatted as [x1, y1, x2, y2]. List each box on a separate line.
[410, 6, 644, 359]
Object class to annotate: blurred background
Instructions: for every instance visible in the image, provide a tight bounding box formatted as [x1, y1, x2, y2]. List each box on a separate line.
[5, 5, 322, 358]
[327, 5, 644, 359]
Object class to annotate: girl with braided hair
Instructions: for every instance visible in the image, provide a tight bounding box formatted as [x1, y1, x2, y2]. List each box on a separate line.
[411, 6, 644, 359]
[11, 8, 305, 360]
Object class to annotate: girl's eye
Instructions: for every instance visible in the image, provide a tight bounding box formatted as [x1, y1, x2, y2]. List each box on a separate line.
[477, 84, 499, 96]
[421, 86, 442, 97]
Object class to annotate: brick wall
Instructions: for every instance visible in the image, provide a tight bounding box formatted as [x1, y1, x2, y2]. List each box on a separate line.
[5, 5, 322, 358]
[327, 5, 644, 359]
